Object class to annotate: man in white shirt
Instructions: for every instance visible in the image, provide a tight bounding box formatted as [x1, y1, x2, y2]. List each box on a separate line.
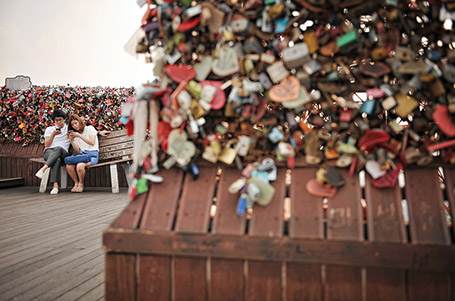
[35, 109, 71, 195]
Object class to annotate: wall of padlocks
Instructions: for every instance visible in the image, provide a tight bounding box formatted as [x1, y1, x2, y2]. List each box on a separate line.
[124, 0, 455, 203]
[0, 85, 134, 145]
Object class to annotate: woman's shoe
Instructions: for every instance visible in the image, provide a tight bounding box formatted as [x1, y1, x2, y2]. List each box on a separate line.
[71, 185, 79, 193]
[75, 185, 84, 193]
[50, 188, 59, 195]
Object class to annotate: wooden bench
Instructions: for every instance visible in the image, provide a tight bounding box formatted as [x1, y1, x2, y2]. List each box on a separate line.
[30, 129, 134, 193]
[0, 177, 25, 189]
[103, 166, 455, 300]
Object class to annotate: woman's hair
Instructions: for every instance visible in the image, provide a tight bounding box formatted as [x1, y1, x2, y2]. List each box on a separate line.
[67, 114, 86, 138]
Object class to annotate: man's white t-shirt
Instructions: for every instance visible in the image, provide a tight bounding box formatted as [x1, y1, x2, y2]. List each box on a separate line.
[74, 126, 99, 151]
[44, 124, 71, 151]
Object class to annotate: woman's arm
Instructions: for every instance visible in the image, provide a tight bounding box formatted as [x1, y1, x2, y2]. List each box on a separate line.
[69, 134, 81, 153]
[73, 132, 96, 146]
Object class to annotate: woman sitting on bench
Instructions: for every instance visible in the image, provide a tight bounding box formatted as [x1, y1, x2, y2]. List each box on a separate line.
[64, 113, 100, 193]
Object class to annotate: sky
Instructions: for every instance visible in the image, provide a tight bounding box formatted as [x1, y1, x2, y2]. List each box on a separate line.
[0, 0, 154, 87]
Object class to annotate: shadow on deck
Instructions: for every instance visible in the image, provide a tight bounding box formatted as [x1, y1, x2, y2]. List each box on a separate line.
[0, 187, 130, 301]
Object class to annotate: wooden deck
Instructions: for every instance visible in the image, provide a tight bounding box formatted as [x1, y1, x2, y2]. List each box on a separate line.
[0, 186, 130, 301]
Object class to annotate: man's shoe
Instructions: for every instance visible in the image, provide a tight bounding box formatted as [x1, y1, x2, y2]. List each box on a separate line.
[35, 168, 45, 179]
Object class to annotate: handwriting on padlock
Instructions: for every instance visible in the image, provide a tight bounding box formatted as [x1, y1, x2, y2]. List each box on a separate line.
[235, 136, 251, 157]
[167, 129, 196, 161]
[268, 76, 300, 102]
[266, 61, 290, 83]
[282, 43, 310, 69]
[194, 56, 213, 82]
[212, 47, 239, 77]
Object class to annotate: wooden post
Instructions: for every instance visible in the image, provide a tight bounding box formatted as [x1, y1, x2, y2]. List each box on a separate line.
[110, 164, 120, 194]
[39, 168, 50, 193]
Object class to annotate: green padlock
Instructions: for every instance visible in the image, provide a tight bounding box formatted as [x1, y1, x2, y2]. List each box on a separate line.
[136, 178, 149, 195]
[336, 30, 357, 48]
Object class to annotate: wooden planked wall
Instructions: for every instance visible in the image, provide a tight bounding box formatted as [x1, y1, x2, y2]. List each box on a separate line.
[0, 143, 128, 187]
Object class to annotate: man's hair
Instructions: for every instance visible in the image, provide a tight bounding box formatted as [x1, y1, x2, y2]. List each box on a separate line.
[51, 109, 67, 120]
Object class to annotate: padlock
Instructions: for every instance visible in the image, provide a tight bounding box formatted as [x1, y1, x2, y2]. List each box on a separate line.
[235, 136, 252, 157]
[247, 182, 261, 201]
[236, 193, 249, 217]
[248, 178, 275, 206]
[218, 140, 237, 165]
[268, 127, 284, 143]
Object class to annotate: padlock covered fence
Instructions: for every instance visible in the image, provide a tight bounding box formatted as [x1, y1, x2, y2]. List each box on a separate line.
[0, 85, 134, 145]
[0, 85, 134, 187]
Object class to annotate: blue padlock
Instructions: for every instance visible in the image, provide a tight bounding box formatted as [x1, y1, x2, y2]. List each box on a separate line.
[268, 127, 284, 144]
[236, 193, 248, 216]
[360, 100, 376, 115]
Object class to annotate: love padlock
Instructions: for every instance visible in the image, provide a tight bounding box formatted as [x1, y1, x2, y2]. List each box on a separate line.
[218, 140, 238, 165]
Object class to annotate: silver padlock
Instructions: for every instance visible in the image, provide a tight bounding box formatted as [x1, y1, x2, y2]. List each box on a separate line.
[257, 158, 277, 182]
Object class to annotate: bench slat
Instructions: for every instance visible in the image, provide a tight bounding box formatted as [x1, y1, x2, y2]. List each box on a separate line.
[212, 168, 246, 235]
[365, 174, 406, 243]
[210, 168, 246, 301]
[210, 259, 244, 300]
[174, 257, 207, 300]
[325, 266, 362, 300]
[246, 168, 286, 300]
[136, 169, 183, 300]
[175, 167, 217, 233]
[140, 169, 184, 231]
[173, 167, 217, 300]
[288, 168, 324, 300]
[405, 168, 450, 245]
[290, 167, 323, 239]
[110, 192, 147, 229]
[442, 168, 455, 236]
[137, 255, 170, 300]
[365, 175, 407, 299]
[326, 169, 363, 299]
[99, 136, 134, 147]
[101, 129, 127, 138]
[365, 268, 406, 300]
[404, 168, 451, 300]
[249, 168, 286, 237]
[99, 149, 133, 161]
[246, 260, 282, 301]
[99, 140, 134, 153]
[327, 169, 363, 241]
[105, 254, 136, 301]
[408, 271, 450, 300]
[286, 263, 322, 300]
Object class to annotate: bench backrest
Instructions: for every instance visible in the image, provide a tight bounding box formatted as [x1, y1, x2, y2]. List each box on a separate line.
[98, 129, 134, 161]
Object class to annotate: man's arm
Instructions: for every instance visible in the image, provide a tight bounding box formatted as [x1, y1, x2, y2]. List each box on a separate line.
[44, 129, 61, 148]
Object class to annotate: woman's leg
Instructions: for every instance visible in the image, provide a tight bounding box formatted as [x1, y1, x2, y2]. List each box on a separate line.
[76, 162, 91, 192]
[66, 164, 79, 191]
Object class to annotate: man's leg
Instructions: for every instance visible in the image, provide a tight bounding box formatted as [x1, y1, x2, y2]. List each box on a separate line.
[50, 157, 61, 188]
[44, 148, 67, 170]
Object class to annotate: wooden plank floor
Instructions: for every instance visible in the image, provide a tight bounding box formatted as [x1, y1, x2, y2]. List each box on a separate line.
[0, 186, 130, 301]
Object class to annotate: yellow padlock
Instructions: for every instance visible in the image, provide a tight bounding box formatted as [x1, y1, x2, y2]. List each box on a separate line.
[218, 140, 237, 165]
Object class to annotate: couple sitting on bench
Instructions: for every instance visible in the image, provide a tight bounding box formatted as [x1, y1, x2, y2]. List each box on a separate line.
[35, 109, 108, 195]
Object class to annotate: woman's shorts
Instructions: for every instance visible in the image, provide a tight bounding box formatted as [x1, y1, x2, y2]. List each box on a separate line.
[64, 150, 99, 165]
